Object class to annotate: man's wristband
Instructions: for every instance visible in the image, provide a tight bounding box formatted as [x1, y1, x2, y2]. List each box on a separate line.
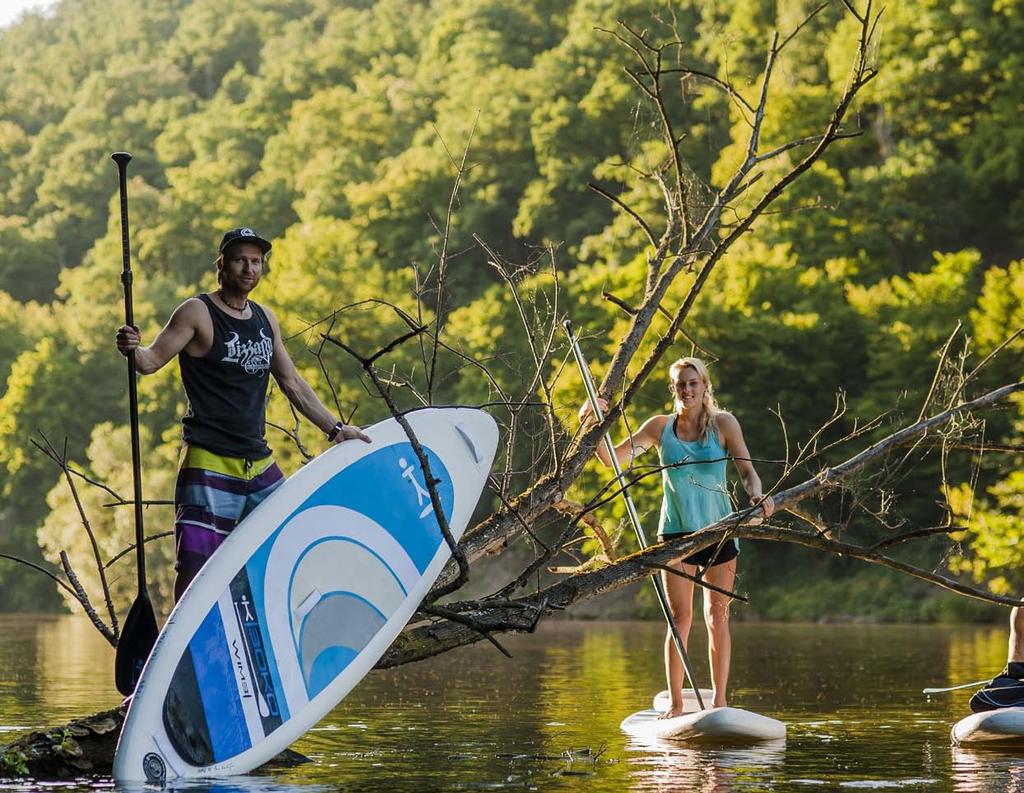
[326, 421, 345, 441]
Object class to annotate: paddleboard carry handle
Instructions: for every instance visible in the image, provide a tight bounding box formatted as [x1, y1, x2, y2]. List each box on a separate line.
[563, 319, 707, 712]
[455, 421, 482, 463]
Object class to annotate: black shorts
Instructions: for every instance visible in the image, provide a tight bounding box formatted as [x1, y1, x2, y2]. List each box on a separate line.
[657, 535, 738, 569]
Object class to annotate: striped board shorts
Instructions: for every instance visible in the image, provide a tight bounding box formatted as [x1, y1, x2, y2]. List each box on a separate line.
[174, 445, 285, 586]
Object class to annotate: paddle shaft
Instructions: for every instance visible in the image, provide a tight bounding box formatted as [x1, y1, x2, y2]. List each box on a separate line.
[564, 320, 707, 711]
[923, 679, 990, 694]
[112, 151, 147, 593]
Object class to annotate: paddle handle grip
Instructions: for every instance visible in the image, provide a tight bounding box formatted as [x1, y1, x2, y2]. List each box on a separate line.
[112, 152, 134, 324]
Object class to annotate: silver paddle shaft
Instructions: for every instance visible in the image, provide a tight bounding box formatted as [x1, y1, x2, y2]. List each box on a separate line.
[564, 320, 706, 712]
[922, 679, 990, 695]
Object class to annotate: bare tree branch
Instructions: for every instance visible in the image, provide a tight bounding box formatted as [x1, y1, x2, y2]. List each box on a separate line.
[60, 552, 117, 646]
[34, 433, 118, 640]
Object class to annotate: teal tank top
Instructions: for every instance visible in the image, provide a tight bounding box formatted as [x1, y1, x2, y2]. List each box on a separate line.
[657, 415, 735, 538]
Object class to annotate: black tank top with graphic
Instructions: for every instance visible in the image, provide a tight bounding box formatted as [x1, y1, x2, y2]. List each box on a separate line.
[179, 293, 274, 458]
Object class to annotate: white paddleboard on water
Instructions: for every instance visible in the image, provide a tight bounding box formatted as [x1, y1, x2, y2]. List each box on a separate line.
[952, 708, 1024, 746]
[113, 407, 498, 784]
[620, 689, 786, 744]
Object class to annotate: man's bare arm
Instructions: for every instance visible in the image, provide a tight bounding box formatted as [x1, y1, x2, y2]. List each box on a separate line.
[266, 309, 370, 444]
[115, 299, 203, 375]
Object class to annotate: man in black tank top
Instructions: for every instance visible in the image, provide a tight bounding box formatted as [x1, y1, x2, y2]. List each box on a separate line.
[115, 227, 370, 600]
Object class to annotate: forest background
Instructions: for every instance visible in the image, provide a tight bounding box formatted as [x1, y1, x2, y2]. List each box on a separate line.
[0, 0, 1021, 622]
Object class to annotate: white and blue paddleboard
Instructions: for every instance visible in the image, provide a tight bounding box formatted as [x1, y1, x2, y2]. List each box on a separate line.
[113, 407, 498, 784]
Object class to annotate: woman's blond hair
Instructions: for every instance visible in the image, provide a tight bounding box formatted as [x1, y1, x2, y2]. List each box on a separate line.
[669, 357, 721, 442]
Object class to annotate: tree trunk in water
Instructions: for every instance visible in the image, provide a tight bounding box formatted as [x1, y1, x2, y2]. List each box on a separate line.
[0, 705, 309, 779]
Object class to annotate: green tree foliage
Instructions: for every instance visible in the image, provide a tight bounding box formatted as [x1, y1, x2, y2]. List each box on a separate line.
[0, 217, 62, 302]
[949, 260, 1024, 592]
[0, 0, 1020, 617]
[0, 293, 46, 384]
[0, 333, 122, 610]
[845, 251, 982, 421]
[971, 260, 1024, 393]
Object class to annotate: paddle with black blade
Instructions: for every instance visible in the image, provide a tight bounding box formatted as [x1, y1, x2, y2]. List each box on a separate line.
[564, 319, 706, 712]
[112, 151, 159, 697]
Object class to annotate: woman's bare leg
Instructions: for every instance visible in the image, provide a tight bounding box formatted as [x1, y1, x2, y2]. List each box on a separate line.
[703, 557, 737, 708]
[661, 561, 695, 718]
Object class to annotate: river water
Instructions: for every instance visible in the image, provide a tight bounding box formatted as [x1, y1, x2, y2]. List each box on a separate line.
[0, 614, 1020, 791]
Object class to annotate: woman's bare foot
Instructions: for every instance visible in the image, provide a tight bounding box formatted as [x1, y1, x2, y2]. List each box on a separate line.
[658, 703, 684, 719]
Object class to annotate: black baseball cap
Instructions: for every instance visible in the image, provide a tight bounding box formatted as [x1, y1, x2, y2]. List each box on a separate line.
[219, 227, 272, 255]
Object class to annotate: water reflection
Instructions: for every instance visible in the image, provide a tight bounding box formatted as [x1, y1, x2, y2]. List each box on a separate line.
[951, 745, 1024, 792]
[114, 778, 333, 793]
[2, 617, 1024, 791]
[946, 624, 1006, 702]
[0, 614, 122, 744]
[624, 739, 786, 792]
[36, 614, 118, 722]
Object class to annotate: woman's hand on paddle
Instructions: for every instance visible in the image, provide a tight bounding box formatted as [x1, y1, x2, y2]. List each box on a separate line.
[578, 397, 608, 426]
[115, 324, 140, 356]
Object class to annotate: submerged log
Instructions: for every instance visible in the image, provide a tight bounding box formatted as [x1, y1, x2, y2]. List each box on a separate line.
[0, 705, 309, 780]
[0, 707, 123, 779]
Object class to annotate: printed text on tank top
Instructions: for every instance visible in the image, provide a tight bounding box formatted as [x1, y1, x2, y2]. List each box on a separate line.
[178, 294, 274, 459]
[181, 294, 268, 363]
[219, 327, 273, 375]
[202, 298, 272, 375]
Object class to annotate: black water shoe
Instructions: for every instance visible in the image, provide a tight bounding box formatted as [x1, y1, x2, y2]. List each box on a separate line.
[969, 663, 1024, 713]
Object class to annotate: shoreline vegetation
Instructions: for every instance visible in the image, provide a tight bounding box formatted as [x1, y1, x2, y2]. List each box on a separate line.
[559, 569, 1005, 625]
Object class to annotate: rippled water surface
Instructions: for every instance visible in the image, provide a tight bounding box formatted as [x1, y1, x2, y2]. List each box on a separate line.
[1, 615, 1022, 791]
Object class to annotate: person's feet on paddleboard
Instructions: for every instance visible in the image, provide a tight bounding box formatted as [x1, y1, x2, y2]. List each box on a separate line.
[657, 689, 728, 719]
[969, 662, 1024, 713]
[658, 703, 684, 720]
[658, 690, 686, 719]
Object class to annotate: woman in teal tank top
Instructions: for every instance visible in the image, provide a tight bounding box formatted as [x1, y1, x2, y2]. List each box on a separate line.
[579, 357, 774, 714]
